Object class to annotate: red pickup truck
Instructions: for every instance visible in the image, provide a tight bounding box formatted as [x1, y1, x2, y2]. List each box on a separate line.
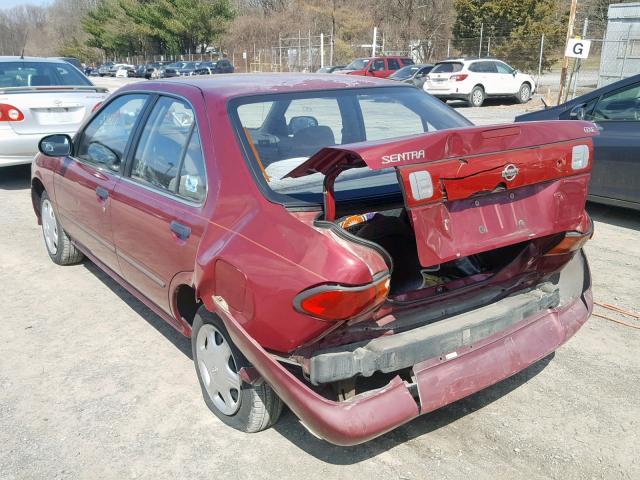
[32, 74, 597, 445]
[339, 56, 414, 78]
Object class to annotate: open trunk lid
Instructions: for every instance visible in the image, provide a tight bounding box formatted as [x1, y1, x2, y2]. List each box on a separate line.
[285, 121, 598, 268]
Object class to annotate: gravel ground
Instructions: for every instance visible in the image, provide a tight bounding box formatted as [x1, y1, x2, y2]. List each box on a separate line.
[1, 77, 639, 480]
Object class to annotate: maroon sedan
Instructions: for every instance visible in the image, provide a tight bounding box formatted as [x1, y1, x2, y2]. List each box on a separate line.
[31, 74, 597, 445]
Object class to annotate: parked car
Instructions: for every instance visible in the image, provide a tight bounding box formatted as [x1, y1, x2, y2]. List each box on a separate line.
[424, 58, 536, 107]
[194, 59, 235, 75]
[145, 62, 170, 80]
[388, 63, 434, 88]
[31, 74, 596, 445]
[337, 56, 414, 78]
[97, 62, 114, 77]
[516, 74, 640, 211]
[161, 62, 188, 78]
[315, 65, 346, 73]
[131, 64, 149, 78]
[0, 56, 108, 167]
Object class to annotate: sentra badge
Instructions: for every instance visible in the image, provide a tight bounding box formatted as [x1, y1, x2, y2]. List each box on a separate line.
[381, 149, 425, 165]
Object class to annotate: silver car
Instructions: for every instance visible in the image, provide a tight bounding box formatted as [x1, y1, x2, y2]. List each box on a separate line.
[0, 56, 109, 167]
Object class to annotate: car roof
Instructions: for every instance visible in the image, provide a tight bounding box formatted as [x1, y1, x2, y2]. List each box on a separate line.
[0, 56, 69, 64]
[133, 73, 409, 100]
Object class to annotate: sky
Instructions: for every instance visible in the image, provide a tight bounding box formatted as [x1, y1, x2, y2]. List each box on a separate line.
[1, 0, 53, 8]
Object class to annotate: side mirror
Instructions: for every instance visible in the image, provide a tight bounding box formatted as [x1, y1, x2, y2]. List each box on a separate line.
[38, 134, 72, 157]
[288, 115, 319, 135]
[569, 104, 587, 120]
[512, 69, 518, 77]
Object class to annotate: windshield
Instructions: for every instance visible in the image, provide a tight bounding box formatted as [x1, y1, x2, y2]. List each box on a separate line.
[431, 62, 463, 74]
[232, 86, 471, 205]
[390, 65, 420, 80]
[345, 58, 369, 70]
[0, 61, 91, 88]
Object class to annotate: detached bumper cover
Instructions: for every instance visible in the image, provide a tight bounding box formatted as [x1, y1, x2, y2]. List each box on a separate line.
[218, 253, 592, 446]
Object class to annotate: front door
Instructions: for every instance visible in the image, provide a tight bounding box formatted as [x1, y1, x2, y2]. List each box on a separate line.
[111, 94, 208, 314]
[587, 82, 640, 205]
[54, 94, 149, 274]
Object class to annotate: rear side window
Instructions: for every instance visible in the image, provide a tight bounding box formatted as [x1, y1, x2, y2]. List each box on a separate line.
[176, 126, 206, 202]
[76, 94, 147, 169]
[468, 61, 497, 73]
[131, 97, 195, 191]
[431, 62, 463, 74]
[0, 61, 91, 88]
[387, 58, 400, 70]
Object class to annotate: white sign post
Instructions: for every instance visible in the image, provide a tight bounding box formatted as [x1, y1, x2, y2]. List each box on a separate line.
[565, 39, 591, 59]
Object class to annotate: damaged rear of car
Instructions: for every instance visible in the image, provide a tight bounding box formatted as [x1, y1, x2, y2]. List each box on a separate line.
[215, 85, 596, 445]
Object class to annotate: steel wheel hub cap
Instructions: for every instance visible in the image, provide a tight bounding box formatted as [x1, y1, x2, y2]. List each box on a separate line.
[196, 324, 241, 415]
[473, 91, 482, 104]
[42, 199, 58, 255]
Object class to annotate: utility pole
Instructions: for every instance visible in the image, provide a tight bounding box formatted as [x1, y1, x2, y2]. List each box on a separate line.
[571, 18, 589, 99]
[372, 27, 378, 57]
[320, 32, 324, 68]
[330, 27, 334, 66]
[478, 22, 483, 57]
[558, 0, 578, 105]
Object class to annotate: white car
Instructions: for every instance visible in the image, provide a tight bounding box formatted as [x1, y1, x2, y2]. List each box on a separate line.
[0, 56, 109, 167]
[424, 58, 536, 107]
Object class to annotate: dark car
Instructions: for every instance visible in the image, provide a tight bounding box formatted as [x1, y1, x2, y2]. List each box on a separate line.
[194, 59, 235, 75]
[131, 64, 149, 78]
[161, 62, 187, 78]
[315, 65, 346, 74]
[516, 74, 640, 210]
[388, 63, 434, 88]
[32, 74, 596, 446]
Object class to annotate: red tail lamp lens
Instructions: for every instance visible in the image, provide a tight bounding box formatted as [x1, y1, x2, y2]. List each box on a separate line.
[0, 104, 24, 122]
[451, 74, 468, 81]
[91, 102, 102, 113]
[295, 277, 390, 321]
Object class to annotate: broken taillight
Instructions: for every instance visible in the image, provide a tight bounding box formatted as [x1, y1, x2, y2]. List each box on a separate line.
[546, 216, 594, 256]
[294, 276, 390, 321]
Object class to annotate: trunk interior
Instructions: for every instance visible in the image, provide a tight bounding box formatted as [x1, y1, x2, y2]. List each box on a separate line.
[336, 207, 529, 299]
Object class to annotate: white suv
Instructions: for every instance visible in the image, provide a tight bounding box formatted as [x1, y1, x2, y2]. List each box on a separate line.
[424, 58, 536, 107]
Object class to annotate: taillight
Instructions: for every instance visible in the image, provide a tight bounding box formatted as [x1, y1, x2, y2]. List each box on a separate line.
[451, 74, 468, 82]
[294, 276, 390, 321]
[91, 102, 102, 113]
[546, 216, 593, 256]
[0, 104, 24, 122]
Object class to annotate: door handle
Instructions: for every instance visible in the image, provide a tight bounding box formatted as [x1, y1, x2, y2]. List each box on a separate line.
[170, 220, 191, 241]
[96, 187, 109, 200]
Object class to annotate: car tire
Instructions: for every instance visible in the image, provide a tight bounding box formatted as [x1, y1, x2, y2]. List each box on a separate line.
[517, 83, 532, 104]
[192, 306, 283, 433]
[40, 191, 84, 266]
[468, 86, 485, 107]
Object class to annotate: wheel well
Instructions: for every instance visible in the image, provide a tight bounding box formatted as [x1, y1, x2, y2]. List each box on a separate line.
[175, 284, 201, 326]
[522, 81, 532, 88]
[473, 84, 484, 92]
[31, 178, 45, 218]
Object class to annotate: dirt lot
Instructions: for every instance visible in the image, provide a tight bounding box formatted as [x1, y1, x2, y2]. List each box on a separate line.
[1, 80, 639, 480]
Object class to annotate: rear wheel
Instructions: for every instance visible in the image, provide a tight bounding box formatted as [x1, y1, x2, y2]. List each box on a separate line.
[468, 86, 485, 107]
[192, 307, 282, 432]
[40, 192, 84, 265]
[517, 83, 532, 103]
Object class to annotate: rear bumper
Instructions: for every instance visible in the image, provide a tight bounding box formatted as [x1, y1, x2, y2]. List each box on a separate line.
[219, 252, 592, 446]
[0, 128, 75, 166]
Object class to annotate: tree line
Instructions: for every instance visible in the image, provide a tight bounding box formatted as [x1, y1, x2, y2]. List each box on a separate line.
[0, 0, 626, 71]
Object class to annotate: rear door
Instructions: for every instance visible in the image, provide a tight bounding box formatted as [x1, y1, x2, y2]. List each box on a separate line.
[586, 82, 640, 205]
[474, 61, 499, 94]
[386, 58, 402, 78]
[54, 94, 149, 275]
[111, 93, 208, 314]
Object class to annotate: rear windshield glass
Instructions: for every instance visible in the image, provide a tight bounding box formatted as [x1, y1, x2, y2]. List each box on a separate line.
[345, 58, 369, 70]
[431, 62, 463, 74]
[0, 61, 91, 88]
[231, 87, 471, 205]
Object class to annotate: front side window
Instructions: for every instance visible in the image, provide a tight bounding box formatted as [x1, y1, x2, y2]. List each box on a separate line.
[590, 83, 640, 121]
[76, 94, 147, 169]
[372, 60, 385, 71]
[130, 97, 196, 192]
[495, 62, 514, 74]
[345, 58, 369, 70]
[232, 87, 471, 204]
